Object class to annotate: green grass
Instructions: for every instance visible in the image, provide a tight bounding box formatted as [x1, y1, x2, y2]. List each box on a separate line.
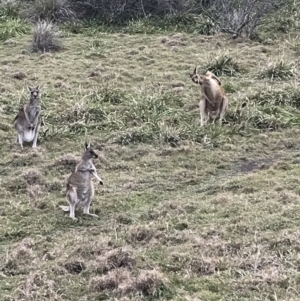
[0, 17, 30, 41]
[0, 18, 300, 301]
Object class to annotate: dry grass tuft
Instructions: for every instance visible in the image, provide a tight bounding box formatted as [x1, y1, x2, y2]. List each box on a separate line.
[11, 71, 26, 80]
[27, 184, 44, 199]
[160, 36, 168, 43]
[64, 261, 86, 274]
[171, 81, 185, 88]
[21, 271, 57, 300]
[94, 247, 135, 274]
[190, 257, 217, 275]
[54, 153, 79, 170]
[122, 269, 168, 296]
[89, 269, 131, 292]
[128, 225, 154, 244]
[90, 268, 167, 296]
[21, 169, 44, 185]
[11, 238, 35, 262]
[166, 39, 187, 47]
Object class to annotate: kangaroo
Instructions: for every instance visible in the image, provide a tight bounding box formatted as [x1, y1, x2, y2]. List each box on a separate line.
[14, 86, 41, 148]
[189, 67, 228, 126]
[59, 142, 104, 221]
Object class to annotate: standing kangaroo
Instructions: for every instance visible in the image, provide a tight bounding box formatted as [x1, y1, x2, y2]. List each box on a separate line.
[14, 86, 41, 148]
[189, 67, 229, 126]
[60, 142, 104, 221]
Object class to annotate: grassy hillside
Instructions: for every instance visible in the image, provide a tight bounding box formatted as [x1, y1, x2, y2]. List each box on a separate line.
[1, 9, 300, 301]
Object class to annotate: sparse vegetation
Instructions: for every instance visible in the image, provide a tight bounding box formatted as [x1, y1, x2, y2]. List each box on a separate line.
[1, 1, 300, 301]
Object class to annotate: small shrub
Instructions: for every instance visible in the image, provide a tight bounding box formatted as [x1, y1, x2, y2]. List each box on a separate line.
[204, 0, 282, 38]
[206, 55, 241, 76]
[32, 20, 61, 53]
[258, 60, 295, 80]
[260, 0, 300, 34]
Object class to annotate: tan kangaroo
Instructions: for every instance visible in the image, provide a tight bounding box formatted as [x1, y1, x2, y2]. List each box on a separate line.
[14, 86, 41, 148]
[189, 67, 228, 126]
[60, 142, 104, 221]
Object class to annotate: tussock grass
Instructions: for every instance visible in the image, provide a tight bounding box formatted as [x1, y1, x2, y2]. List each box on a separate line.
[0, 17, 29, 41]
[258, 60, 296, 80]
[206, 55, 241, 76]
[0, 0, 20, 19]
[1, 18, 300, 301]
[31, 20, 61, 52]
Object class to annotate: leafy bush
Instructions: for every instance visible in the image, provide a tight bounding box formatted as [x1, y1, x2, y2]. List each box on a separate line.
[31, 20, 61, 52]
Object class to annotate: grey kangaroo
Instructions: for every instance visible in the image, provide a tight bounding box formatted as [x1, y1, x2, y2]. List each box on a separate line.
[14, 86, 41, 148]
[60, 142, 104, 220]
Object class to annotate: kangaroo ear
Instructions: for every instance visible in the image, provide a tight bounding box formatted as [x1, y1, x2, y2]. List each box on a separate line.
[188, 72, 193, 78]
[35, 85, 40, 90]
[28, 86, 32, 92]
[193, 67, 197, 74]
[84, 142, 90, 150]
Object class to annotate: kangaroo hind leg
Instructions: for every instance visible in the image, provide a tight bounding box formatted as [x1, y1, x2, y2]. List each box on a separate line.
[66, 187, 78, 221]
[199, 97, 208, 127]
[18, 133, 23, 148]
[32, 123, 40, 148]
[83, 190, 98, 218]
[219, 96, 229, 125]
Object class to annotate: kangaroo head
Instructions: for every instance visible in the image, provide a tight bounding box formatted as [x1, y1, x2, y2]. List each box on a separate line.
[189, 67, 205, 85]
[189, 68, 222, 86]
[28, 86, 40, 101]
[83, 142, 98, 160]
